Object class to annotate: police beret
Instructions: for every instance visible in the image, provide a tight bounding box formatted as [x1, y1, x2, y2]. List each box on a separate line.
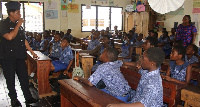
[5, 1, 21, 10]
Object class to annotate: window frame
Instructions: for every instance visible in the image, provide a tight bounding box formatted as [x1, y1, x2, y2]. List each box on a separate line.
[81, 4, 123, 32]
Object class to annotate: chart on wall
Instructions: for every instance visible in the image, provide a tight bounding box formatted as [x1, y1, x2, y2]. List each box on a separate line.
[193, 0, 200, 13]
[68, 3, 79, 13]
[45, 10, 58, 19]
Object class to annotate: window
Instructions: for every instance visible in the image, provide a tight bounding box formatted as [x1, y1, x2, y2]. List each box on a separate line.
[81, 4, 123, 32]
[1, 2, 44, 32]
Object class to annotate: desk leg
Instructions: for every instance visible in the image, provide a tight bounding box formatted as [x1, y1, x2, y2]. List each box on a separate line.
[37, 60, 55, 97]
[81, 58, 93, 79]
[61, 94, 75, 107]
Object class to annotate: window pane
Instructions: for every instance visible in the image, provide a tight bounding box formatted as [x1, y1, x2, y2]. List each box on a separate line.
[97, 7, 109, 31]
[82, 6, 96, 31]
[111, 7, 122, 31]
[24, 3, 43, 32]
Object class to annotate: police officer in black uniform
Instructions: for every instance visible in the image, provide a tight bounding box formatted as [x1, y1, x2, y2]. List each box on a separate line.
[0, 1, 38, 106]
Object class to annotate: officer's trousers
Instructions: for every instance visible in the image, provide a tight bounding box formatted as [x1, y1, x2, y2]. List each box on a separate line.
[1, 59, 32, 101]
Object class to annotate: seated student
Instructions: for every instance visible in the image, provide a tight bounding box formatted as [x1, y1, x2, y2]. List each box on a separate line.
[185, 44, 199, 67]
[44, 30, 52, 42]
[106, 27, 112, 38]
[100, 29, 105, 39]
[133, 33, 144, 47]
[163, 45, 192, 85]
[50, 37, 73, 74]
[81, 35, 112, 71]
[132, 27, 138, 40]
[86, 29, 95, 40]
[87, 31, 100, 50]
[169, 28, 176, 43]
[123, 36, 158, 70]
[108, 47, 165, 107]
[49, 33, 62, 61]
[128, 30, 135, 45]
[38, 33, 49, 56]
[119, 34, 133, 62]
[33, 33, 42, 50]
[74, 47, 131, 102]
[158, 31, 172, 57]
[64, 29, 73, 42]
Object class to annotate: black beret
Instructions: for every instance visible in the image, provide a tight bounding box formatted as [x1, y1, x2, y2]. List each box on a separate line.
[5, 1, 21, 10]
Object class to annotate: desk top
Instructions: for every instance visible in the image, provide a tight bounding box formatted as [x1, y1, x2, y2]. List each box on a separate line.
[27, 51, 51, 61]
[182, 84, 200, 94]
[59, 79, 124, 106]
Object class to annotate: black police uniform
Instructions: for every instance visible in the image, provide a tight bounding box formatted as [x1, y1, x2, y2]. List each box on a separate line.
[0, 17, 33, 101]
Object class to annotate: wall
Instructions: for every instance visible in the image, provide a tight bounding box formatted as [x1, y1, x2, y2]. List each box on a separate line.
[162, 0, 200, 46]
[44, 0, 131, 38]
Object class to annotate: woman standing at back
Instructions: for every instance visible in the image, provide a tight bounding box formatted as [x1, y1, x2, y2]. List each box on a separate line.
[176, 15, 197, 47]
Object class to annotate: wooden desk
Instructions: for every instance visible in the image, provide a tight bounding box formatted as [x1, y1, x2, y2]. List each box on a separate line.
[135, 47, 142, 57]
[27, 51, 56, 98]
[181, 84, 200, 107]
[58, 79, 124, 107]
[79, 53, 95, 79]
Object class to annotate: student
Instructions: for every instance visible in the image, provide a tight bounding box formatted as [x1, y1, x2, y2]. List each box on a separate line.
[50, 37, 73, 74]
[158, 31, 171, 56]
[49, 33, 62, 61]
[185, 44, 199, 67]
[108, 47, 165, 107]
[169, 28, 176, 43]
[100, 29, 105, 39]
[64, 29, 73, 42]
[119, 34, 133, 62]
[74, 47, 131, 102]
[133, 33, 144, 47]
[132, 27, 138, 40]
[123, 36, 158, 70]
[164, 45, 192, 85]
[87, 31, 100, 50]
[38, 33, 49, 56]
[81, 35, 112, 71]
[33, 33, 42, 50]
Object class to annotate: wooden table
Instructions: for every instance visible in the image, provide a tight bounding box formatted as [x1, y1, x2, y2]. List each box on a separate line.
[181, 84, 200, 107]
[27, 51, 56, 98]
[58, 79, 124, 107]
[79, 53, 95, 79]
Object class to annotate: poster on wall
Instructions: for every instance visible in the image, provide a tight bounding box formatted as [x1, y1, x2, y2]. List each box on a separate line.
[109, 0, 114, 6]
[61, 5, 68, 10]
[61, 0, 68, 5]
[46, 1, 57, 9]
[68, 3, 79, 13]
[45, 10, 58, 19]
[193, 0, 200, 13]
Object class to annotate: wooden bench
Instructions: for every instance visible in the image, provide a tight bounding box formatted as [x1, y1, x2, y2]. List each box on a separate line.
[58, 79, 124, 107]
[27, 51, 56, 98]
[181, 84, 200, 107]
[120, 67, 186, 107]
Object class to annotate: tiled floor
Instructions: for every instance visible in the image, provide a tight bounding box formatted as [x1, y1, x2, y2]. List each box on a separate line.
[0, 67, 60, 107]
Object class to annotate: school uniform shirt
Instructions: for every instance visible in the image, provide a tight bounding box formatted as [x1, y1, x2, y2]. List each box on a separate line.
[50, 40, 61, 58]
[33, 40, 41, 50]
[59, 46, 73, 65]
[170, 35, 175, 41]
[87, 39, 100, 50]
[119, 44, 132, 62]
[63, 33, 73, 41]
[0, 17, 27, 59]
[88, 60, 131, 97]
[134, 40, 144, 47]
[131, 68, 163, 107]
[169, 61, 189, 82]
[40, 39, 49, 56]
[184, 55, 199, 65]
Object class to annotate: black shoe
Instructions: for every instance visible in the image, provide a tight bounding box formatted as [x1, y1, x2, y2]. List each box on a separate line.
[25, 98, 39, 105]
[11, 99, 22, 107]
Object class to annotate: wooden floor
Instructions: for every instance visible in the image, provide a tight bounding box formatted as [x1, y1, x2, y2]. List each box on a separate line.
[0, 67, 60, 107]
